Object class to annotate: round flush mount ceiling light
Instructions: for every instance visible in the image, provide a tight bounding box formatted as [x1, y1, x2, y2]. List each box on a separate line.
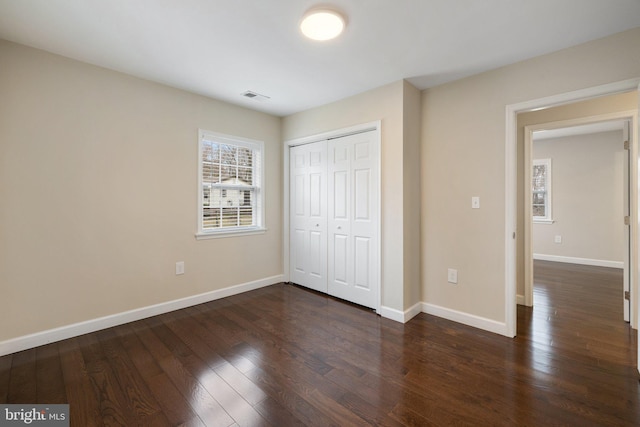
[300, 9, 346, 41]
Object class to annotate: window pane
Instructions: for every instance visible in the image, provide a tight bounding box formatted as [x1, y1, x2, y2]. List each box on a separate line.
[533, 165, 546, 191]
[238, 166, 252, 184]
[241, 190, 252, 207]
[203, 186, 211, 207]
[211, 188, 222, 207]
[220, 144, 237, 165]
[203, 208, 220, 229]
[202, 142, 212, 162]
[239, 206, 253, 225]
[202, 162, 220, 184]
[533, 205, 546, 217]
[222, 207, 239, 227]
[238, 147, 253, 167]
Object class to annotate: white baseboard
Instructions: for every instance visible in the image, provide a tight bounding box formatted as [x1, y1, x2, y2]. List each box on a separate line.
[421, 302, 510, 337]
[0, 274, 284, 357]
[516, 294, 526, 305]
[533, 254, 623, 269]
[379, 302, 422, 323]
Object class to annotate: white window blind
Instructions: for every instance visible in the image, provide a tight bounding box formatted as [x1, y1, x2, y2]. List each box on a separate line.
[197, 130, 264, 237]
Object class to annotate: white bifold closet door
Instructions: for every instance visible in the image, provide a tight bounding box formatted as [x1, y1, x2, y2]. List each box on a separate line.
[289, 130, 378, 309]
[289, 141, 328, 293]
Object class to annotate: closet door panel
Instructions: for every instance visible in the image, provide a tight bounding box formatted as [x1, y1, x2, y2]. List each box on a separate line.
[328, 131, 378, 309]
[289, 142, 327, 293]
[333, 234, 349, 286]
[354, 236, 371, 290]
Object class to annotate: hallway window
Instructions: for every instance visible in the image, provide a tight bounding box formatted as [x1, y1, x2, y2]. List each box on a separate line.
[533, 158, 552, 223]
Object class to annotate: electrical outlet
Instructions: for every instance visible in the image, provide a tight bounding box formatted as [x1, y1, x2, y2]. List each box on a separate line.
[554, 235, 562, 244]
[175, 261, 185, 275]
[448, 268, 458, 284]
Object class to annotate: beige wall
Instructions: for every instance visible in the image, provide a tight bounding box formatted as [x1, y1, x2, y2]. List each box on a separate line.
[282, 80, 422, 312]
[0, 40, 283, 342]
[403, 81, 422, 307]
[421, 27, 640, 325]
[533, 131, 625, 263]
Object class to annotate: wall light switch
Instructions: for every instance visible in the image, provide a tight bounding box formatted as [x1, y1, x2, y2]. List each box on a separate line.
[471, 197, 480, 209]
[448, 268, 458, 284]
[175, 261, 185, 275]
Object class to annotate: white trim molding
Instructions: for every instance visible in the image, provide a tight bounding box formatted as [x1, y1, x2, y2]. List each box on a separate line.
[0, 275, 284, 357]
[379, 302, 422, 323]
[421, 302, 509, 336]
[533, 254, 624, 269]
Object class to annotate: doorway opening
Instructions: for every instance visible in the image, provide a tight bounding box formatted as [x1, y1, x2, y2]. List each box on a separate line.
[511, 90, 640, 373]
[505, 80, 640, 341]
[524, 118, 632, 325]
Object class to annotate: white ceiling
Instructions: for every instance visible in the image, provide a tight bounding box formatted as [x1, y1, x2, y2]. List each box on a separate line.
[1, 0, 639, 117]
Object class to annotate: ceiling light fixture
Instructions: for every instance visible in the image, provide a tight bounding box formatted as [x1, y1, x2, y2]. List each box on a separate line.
[300, 9, 346, 41]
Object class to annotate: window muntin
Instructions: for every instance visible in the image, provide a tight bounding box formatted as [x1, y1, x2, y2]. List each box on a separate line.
[198, 131, 264, 236]
[532, 158, 552, 222]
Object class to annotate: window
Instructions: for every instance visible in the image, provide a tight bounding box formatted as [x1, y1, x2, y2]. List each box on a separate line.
[197, 130, 264, 238]
[532, 158, 553, 223]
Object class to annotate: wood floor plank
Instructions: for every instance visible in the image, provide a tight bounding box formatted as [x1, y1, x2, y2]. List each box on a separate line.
[134, 324, 235, 427]
[112, 323, 205, 427]
[96, 328, 170, 425]
[145, 319, 271, 427]
[243, 365, 340, 427]
[7, 348, 36, 403]
[253, 396, 306, 427]
[35, 343, 66, 403]
[0, 353, 12, 403]
[76, 333, 140, 426]
[161, 309, 268, 406]
[58, 338, 104, 427]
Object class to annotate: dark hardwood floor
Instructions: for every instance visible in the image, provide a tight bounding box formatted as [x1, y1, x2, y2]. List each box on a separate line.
[1, 261, 639, 426]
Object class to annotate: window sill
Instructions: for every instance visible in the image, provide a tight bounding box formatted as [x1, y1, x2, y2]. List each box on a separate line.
[533, 219, 555, 225]
[195, 227, 267, 240]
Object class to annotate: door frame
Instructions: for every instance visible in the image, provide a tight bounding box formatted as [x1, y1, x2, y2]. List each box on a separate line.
[283, 121, 382, 312]
[523, 114, 636, 315]
[505, 78, 640, 339]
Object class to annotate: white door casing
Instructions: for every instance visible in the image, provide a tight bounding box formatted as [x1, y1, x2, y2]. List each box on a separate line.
[624, 120, 631, 322]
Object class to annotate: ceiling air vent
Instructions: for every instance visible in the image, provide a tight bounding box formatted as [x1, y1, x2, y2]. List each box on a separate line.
[241, 90, 270, 102]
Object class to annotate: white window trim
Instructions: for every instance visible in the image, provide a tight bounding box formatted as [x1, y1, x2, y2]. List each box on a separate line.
[532, 158, 554, 224]
[195, 130, 266, 239]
